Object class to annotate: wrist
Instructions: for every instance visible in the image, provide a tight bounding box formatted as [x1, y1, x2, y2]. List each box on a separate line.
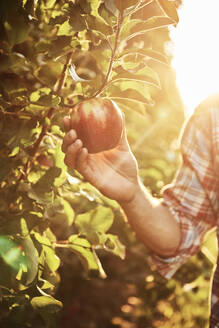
[118, 178, 143, 208]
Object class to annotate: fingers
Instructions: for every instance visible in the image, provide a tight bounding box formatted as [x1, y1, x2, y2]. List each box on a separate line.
[63, 116, 71, 132]
[64, 139, 83, 169]
[61, 129, 77, 153]
[118, 126, 131, 152]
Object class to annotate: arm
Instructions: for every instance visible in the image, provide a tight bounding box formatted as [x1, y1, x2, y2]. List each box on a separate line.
[62, 100, 218, 279]
[119, 183, 181, 257]
[62, 117, 181, 258]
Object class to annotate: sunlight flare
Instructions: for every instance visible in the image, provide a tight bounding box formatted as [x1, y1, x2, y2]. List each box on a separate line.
[170, 0, 219, 115]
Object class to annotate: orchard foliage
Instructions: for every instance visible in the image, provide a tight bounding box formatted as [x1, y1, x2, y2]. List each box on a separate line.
[0, 0, 214, 327]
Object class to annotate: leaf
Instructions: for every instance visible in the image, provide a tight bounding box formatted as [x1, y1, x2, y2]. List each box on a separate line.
[9, 146, 20, 157]
[100, 233, 126, 259]
[110, 89, 153, 105]
[21, 237, 39, 285]
[121, 16, 174, 42]
[114, 0, 137, 12]
[4, 10, 29, 46]
[85, 14, 113, 36]
[32, 167, 62, 194]
[35, 61, 63, 87]
[111, 66, 160, 88]
[57, 20, 74, 36]
[98, 3, 117, 26]
[157, 0, 179, 23]
[68, 235, 106, 278]
[79, 0, 101, 14]
[44, 247, 60, 273]
[0, 236, 25, 271]
[75, 206, 114, 235]
[30, 296, 63, 313]
[110, 80, 153, 103]
[46, 196, 75, 226]
[29, 167, 61, 205]
[110, 97, 146, 115]
[104, 0, 119, 17]
[68, 235, 98, 271]
[68, 4, 87, 32]
[34, 233, 60, 273]
[35, 94, 61, 107]
[118, 48, 169, 65]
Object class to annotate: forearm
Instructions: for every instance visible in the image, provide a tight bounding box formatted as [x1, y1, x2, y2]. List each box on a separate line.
[119, 180, 181, 257]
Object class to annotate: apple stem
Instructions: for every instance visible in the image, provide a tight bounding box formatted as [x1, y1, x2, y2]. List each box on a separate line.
[93, 11, 124, 98]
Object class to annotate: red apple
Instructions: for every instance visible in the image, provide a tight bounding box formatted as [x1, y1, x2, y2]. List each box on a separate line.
[70, 97, 123, 153]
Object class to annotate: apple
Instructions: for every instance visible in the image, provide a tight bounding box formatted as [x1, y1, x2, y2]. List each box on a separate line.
[70, 97, 123, 153]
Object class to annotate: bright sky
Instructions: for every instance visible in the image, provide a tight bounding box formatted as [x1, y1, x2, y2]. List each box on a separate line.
[170, 0, 219, 114]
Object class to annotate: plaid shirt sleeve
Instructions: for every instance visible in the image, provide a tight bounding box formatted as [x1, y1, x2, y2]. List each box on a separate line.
[150, 105, 219, 279]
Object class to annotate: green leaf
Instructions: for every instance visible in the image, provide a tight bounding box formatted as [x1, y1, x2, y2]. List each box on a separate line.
[9, 146, 20, 157]
[118, 48, 169, 65]
[109, 97, 146, 115]
[34, 233, 60, 273]
[20, 237, 39, 285]
[57, 20, 74, 36]
[85, 14, 112, 36]
[104, 0, 119, 17]
[98, 3, 117, 25]
[79, 0, 101, 14]
[46, 196, 75, 226]
[75, 206, 114, 235]
[35, 94, 61, 107]
[4, 10, 29, 46]
[32, 167, 61, 194]
[68, 4, 87, 32]
[111, 66, 160, 88]
[35, 61, 63, 88]
[157, 0, 179, 23]
[29, 167, 61, 205]
[30, 296, 63, 313]
[121, 16, 174, 42]
[110, 89, 153, 105]
[68, 235, 106, 278]
[100, 233, 126, 259]
[0, 236, 25, 272]
[0, 53, 29, 74]
[68, 235, 98, 271]
[114, 0, 137, 12]
[44, 247, 60, 273]
[112, 80, 153, 103]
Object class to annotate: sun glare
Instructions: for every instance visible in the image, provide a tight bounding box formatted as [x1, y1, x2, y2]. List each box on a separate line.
[170, 0, 219, 115]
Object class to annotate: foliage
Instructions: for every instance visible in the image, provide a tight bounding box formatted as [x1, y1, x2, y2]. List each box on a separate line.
[0, 0, 214, 327]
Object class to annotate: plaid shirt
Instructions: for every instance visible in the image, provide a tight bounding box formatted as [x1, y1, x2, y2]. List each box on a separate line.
[150, 93, 219, 327]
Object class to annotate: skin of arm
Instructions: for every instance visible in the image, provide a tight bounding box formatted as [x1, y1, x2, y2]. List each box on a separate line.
[62, 117, 181, 258]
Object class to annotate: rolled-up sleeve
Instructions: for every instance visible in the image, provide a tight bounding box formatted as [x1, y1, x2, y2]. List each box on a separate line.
[150, 107, 219, 279]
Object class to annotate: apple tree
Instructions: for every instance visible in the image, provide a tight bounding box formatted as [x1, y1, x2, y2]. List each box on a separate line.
[0, 0, 206, 327]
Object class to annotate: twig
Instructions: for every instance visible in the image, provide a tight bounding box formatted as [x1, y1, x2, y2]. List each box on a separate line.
[92, 11, 124, 98]
[54, 51, 73, 95]
[20, 52, 73, 179]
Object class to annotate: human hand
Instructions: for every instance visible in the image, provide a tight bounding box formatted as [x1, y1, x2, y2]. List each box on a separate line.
[61, 116, 140, 203]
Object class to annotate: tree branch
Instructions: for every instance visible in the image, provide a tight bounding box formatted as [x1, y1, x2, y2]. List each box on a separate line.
[92, 12, 124, 98]
[20, 52, 73, 179]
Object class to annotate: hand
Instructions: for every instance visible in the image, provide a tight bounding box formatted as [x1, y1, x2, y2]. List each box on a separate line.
[61, 116, 140, 203]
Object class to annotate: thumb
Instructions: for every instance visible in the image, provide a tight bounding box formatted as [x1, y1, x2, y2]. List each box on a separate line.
[118, 125, 131, 152]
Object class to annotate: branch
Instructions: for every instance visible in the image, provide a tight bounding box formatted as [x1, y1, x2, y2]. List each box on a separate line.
[20, 52, 73, 179]
[92, 11, 124, 98]
[54, 51, 73, 95]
